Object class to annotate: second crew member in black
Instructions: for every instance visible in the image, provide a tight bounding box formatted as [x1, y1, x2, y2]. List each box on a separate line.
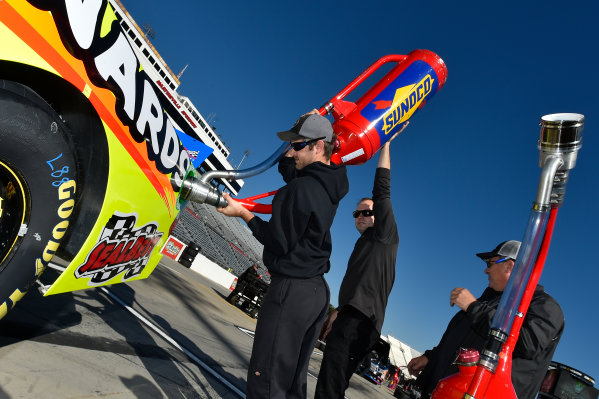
[315, 137, 399, 399]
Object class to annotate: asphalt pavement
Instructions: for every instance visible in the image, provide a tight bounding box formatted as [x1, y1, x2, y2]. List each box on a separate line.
[0, 257, 396, 399]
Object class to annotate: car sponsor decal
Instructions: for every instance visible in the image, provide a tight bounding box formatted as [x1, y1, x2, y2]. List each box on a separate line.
[75, 211, 163, 285]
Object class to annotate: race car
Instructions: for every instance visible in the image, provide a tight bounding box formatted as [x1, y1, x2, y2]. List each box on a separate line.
[0, 0, 216, 319]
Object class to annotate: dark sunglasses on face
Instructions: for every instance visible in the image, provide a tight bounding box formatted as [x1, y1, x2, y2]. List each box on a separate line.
[484, 257, 511, 268]
[353, 209, 374, 218]
[290, 137, 325, 151]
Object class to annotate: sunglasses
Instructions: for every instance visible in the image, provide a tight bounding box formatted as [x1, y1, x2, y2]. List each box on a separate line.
[353, 209, 374, 218]
[484, 257, 511, 268]
[290, 137, 325, 151]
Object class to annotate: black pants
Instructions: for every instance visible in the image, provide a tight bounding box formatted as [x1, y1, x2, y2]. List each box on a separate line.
[314, 305, 379, 399]
[246, 274, 329, 399]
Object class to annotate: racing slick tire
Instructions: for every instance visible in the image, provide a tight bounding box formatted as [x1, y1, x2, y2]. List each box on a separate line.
[0, 80, 77, 320]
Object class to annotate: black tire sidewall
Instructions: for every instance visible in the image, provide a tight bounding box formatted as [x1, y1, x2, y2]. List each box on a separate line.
[0, 83, 77, 312]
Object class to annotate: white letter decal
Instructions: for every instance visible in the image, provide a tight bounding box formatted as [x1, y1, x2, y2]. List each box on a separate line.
[137, 80, 163, 155]
[65, 0, 103, 50]
[161, 121, 180, 171]
[94, 33, 137, 120]
[172, 153, 191, 189]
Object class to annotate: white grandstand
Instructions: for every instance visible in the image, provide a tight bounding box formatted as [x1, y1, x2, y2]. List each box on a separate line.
[172, 202, 269, 282]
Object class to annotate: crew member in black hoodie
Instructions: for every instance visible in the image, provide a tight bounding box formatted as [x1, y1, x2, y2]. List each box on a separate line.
[315, 137, 400, 399]
[407, 240, 564, 399]
[218, 111, 349, 399]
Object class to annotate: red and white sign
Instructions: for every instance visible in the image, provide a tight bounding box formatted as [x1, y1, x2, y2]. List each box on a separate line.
[161, 235, 185, 260]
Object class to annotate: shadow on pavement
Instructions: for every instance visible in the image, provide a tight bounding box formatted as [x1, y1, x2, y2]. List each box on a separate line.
[0, 264, 250, 398]
[108, 264, 250, 396]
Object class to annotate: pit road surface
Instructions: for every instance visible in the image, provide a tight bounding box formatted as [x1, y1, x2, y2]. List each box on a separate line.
[0, 257, 397, 399]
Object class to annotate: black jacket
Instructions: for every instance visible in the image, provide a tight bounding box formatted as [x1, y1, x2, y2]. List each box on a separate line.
[416, 285, 564, 399]
[338, 167, 398, 333]
[248, 158, 348, 278]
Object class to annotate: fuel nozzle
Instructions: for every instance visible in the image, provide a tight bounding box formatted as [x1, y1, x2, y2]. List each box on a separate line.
[173, 142, 290, 210]
[179, 177, 228, 209]
[535, 113, 584, 209]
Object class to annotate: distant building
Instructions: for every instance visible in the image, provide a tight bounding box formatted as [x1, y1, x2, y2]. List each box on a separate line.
[383, 334, 422, 379]
[110, 0, 243, 195]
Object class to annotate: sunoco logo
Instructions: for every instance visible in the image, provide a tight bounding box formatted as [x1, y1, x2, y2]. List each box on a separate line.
[382, 74, 434, 135]
[76, 212, 163, 285]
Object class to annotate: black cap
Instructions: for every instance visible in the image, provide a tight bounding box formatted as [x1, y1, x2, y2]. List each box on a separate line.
[476, 240, 521, 260]
[276, 114, 334, 143]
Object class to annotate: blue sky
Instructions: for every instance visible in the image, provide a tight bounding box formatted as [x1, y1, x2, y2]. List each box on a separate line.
[123, 0, 599, 381]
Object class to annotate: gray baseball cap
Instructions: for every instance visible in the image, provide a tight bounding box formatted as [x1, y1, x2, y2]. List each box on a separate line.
[277, 114, 334, 143]
[476, 240, 521, 260]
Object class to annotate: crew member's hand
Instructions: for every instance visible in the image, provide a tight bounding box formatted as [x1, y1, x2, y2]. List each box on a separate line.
[303, 108, 320, 116]
[388, 121, 410, 143]
[320, 309, 338, 341]
[407, 355, 429, 376]
[217, 193, 254, 222]
[450, 287, 476, 311]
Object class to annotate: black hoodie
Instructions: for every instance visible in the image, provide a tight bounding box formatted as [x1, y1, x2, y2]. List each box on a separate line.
[248, 158, 349, 278]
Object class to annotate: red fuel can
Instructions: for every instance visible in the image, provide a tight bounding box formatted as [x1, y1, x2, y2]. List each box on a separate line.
[432, 349, 480, 399]
[324, 50, 447, 165]
[236, 50, 447, 213]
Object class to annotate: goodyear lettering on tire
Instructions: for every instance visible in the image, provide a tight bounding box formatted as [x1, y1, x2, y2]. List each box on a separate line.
[35, 179, 76, 277]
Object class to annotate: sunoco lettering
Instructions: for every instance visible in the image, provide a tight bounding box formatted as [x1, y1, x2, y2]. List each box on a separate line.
[35, 180, 76, 276]
[383, 74, 433, 135]
[43, 0, 191, 178]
